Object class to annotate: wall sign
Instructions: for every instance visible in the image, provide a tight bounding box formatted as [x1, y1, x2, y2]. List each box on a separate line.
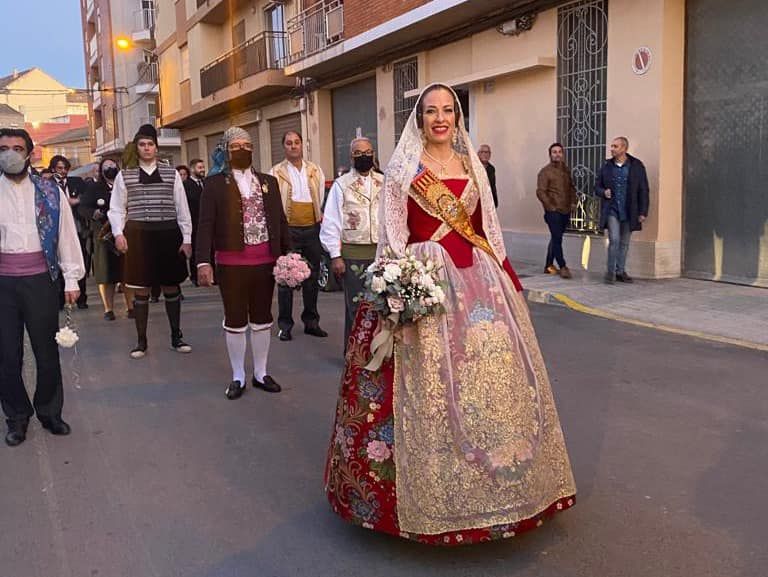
[633, 46, 652, 75]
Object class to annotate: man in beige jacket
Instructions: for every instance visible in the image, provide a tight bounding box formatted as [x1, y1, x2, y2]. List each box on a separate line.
[270, 131, 327, 341]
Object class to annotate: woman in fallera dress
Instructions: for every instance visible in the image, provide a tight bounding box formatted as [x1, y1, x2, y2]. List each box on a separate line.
[324, 83, 576, 545]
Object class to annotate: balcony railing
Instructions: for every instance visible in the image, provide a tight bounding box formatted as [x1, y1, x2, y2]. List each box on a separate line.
[137, 61, 159, 85]
[287, 0, 343, 64]
[89, 35, 99, 63]
[200, 31, 288, 98]
[134, 8, 155, 32]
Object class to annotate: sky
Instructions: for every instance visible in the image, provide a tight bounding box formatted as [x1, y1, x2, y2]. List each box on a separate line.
[0, 0, 87, 87]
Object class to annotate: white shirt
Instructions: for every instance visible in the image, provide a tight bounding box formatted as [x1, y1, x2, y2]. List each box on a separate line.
[0, 174, 85, 291]
[108, 161, 193, 243]
[320, 171, 373, 259]
[284, 161, 313, 203]
[232, 168, 260, 199]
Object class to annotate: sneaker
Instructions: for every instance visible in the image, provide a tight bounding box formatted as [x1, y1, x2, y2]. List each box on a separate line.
[559, 266, 572, 279]
[171, 337, 192, 353]
[544, 265, 559, 275]
[130, 339, 148, 359]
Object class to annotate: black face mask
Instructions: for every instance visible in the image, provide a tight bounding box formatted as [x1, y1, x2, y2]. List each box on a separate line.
[230, 150, 252, 170]
[353, 155, 375, 173]
[103, 167, 119, 180]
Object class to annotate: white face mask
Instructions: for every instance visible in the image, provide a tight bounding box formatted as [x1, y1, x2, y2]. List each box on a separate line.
[0, 149, 29, 176]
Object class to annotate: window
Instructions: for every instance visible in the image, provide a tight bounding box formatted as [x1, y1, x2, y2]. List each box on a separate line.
[232, 20, 246, 47]
[393, 57, 418, 143]
[147, 99, 157, 121]
[265, 4, 287, 67]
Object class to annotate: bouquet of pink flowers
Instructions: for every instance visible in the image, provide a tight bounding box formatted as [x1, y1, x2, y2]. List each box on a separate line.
[360, 249, 447, 370]
[273, 253, 311, 289]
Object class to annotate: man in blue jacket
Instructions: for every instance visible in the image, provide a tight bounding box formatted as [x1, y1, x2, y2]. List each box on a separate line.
[594, 137, 650, 284]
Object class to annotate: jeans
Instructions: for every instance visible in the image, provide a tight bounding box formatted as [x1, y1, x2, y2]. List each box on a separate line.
[606, 214, 632, 275]
[544, 211, 570, 268]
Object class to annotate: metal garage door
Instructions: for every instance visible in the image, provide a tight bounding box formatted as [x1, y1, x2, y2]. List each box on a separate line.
[685, 0, 768, 286]
[269, 113, 302, 168]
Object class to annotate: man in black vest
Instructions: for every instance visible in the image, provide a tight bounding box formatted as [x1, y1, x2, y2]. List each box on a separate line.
[108, 124, 193, 358]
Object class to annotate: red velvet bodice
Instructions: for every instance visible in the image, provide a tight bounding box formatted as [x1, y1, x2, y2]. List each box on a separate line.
[406, 178, 523, 291]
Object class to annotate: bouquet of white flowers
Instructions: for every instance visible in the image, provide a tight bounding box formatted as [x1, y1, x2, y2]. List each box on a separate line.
[55, 305, 79, 348]
[359, 249, 447, 370]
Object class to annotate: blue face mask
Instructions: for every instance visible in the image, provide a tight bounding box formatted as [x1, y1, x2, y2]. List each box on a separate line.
[0, 149, 29, 175]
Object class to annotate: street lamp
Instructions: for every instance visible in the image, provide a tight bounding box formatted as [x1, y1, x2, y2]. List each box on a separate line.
[115, 36, 133, 51]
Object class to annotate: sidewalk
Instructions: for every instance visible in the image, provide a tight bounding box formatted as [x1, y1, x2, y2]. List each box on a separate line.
[515, 262, 768, 351]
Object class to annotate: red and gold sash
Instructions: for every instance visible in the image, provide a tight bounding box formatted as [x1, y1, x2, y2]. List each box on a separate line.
[410, 168, 498, 262]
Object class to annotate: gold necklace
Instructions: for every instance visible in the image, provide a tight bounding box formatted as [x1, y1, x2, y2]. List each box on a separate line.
[423, 148, 455, 177]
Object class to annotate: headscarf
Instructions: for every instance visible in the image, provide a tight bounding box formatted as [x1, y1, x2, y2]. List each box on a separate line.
[378, 83, 508, 266]
[208, 126, 252, 176]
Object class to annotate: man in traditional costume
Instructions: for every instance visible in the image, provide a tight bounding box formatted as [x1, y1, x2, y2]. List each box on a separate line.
[320, 137, 382, 349]
[270, 131, 327, 341]
[108, 124, 193, 358]
[0, 128, 85, 446]
[196, 127, 290, 399]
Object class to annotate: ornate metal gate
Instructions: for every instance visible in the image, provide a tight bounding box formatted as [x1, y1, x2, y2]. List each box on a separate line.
[556, 0, 608, 233]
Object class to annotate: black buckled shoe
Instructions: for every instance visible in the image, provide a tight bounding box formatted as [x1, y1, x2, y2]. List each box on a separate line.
[225, 380, 245, 400]
[5, 420, 28, 447]
[304, 326, 328, 338]
[252, 375, 281, 393]
[39, 417, 71, 436]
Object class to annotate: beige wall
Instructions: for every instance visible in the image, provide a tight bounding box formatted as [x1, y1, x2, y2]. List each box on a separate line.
[474, 68, 557, 234]
[159, 47, 182, 116]
[0, 69, 70, 124]
[606, 0, 685, 275]
[155, 0, 176, 45]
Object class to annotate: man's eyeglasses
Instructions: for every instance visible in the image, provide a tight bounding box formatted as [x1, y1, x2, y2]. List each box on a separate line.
[229, 143, 253, 151]
[351, 150, 374, 158]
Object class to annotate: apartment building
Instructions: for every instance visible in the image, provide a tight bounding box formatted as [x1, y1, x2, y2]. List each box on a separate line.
[80, 0, 181, 164]
[156, 0, 767, 286]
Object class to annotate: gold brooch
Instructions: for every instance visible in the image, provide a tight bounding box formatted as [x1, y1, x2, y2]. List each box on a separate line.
[261, 183, 269, 194]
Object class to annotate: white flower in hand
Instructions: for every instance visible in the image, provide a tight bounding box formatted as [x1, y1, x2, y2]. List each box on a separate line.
[55, 327, 79, 348]
[370, 275, 387, 294]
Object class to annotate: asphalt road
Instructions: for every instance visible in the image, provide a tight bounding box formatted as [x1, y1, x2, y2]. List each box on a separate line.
[1, 287, 765, 577]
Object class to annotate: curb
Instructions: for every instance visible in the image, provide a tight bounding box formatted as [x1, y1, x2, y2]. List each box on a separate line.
[524, 288, 768, 353]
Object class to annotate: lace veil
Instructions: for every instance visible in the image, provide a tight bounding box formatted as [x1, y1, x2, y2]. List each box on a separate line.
[378, 83, 508, 263]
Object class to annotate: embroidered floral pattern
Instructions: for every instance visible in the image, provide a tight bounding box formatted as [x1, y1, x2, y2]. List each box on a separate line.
[324, 302, 576, 546]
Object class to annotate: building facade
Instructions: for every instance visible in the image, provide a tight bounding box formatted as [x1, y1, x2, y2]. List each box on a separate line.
[80, 0, 182, 165]
[155, 0, 767, 287]
[0, 68, 89, 124]
[39, 126, 95, 169]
